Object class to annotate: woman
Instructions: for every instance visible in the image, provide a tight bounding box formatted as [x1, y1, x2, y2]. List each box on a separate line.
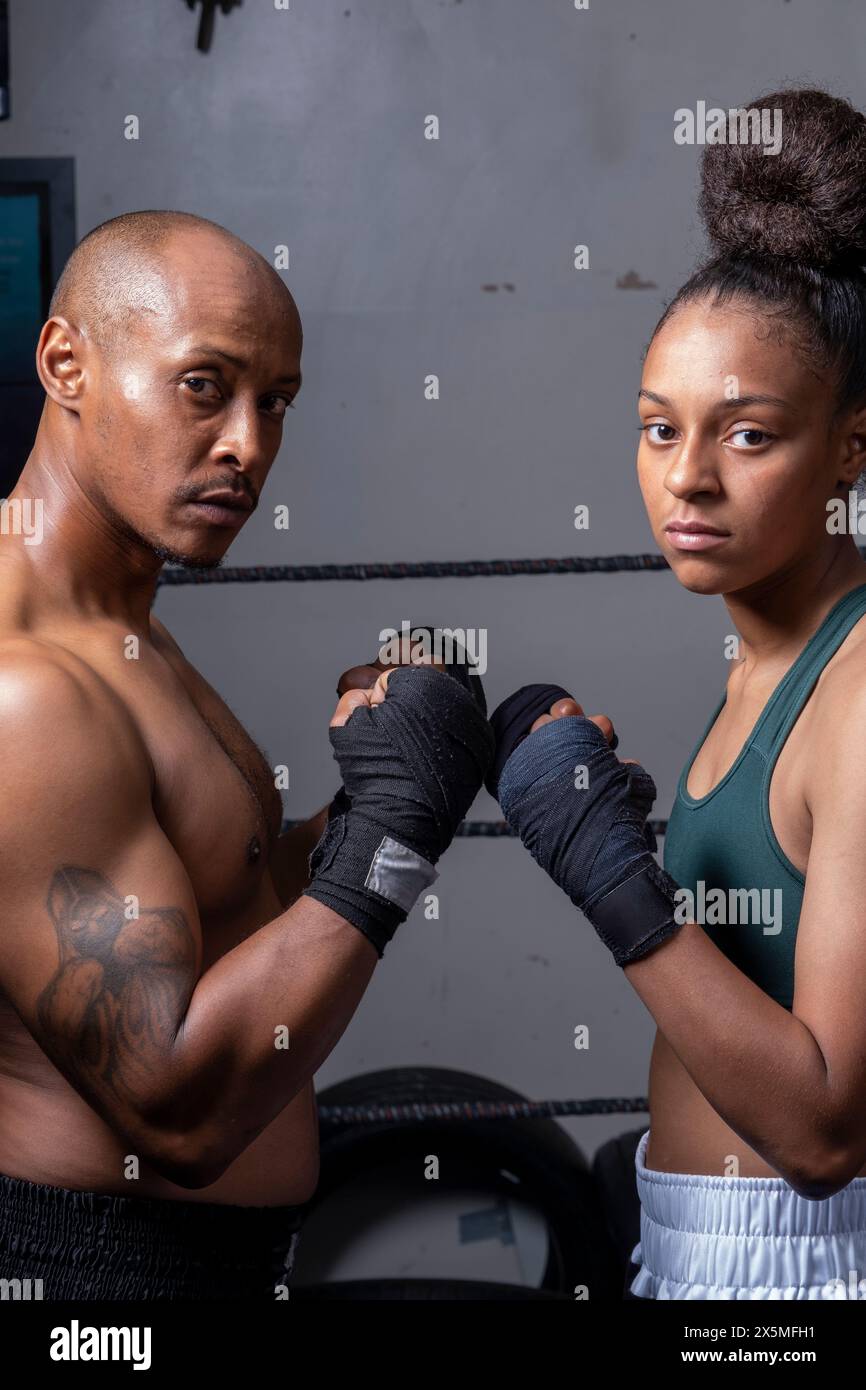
[488, 86, 866, 1299]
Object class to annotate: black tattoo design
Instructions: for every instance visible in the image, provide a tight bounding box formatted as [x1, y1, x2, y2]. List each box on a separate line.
[36, 867, 197, 1115]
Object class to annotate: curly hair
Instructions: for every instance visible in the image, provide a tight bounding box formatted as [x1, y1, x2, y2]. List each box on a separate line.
[653, 87, 866, 435]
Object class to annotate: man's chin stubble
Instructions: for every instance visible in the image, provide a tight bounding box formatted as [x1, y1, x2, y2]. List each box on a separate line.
[148, 539, 226, 571]
[105, 498, 228, 572]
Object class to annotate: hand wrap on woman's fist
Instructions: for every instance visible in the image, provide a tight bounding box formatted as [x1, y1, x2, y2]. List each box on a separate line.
[497, 714, 682, 966]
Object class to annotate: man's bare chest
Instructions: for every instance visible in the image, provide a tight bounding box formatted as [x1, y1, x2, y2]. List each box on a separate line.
[92, 632, 284, 927]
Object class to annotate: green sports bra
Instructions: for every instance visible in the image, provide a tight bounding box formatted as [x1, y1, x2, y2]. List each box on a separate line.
[663, 581, 866, 1011]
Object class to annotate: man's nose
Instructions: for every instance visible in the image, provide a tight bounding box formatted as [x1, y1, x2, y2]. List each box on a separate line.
[212, 401, 272, 474]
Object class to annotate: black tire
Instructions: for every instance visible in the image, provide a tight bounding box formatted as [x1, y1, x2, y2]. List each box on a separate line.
[591, 1128, 644, 1270]
[301, 1066, 621, 1298]
[292, 1278, 570, 1301]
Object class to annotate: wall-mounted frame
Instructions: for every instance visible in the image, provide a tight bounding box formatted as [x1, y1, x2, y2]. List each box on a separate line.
[0, 157, 76, 490]
[0, 3, 9, 121]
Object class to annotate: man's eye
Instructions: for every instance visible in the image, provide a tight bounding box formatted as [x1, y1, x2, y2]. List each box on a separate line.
[182, 377, 220, 398]
[639, 423, 677, 443]
[728, 428, 772, 447]
[264, 396, 295, 418]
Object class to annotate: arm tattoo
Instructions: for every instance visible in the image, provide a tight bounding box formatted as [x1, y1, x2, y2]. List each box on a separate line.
[36, 866, 197, 1117]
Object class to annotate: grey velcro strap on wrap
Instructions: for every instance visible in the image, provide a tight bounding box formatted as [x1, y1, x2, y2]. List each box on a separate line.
[364, 835, 439, 912]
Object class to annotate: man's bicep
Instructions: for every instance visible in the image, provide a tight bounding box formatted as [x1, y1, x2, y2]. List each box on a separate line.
[22, 863, 199, 1119]
[0, 663, 202, 1135]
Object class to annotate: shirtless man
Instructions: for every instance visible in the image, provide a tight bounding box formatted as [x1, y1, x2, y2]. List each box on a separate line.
[0, 210, 493, 1300]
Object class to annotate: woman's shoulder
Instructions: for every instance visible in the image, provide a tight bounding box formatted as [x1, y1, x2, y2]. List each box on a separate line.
[809, 617, 866, 727]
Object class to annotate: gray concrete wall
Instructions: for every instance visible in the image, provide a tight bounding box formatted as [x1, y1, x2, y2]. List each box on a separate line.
[2, 0, 863, 1167]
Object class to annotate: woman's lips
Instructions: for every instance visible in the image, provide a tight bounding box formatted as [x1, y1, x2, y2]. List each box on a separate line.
[664, 525, 730, 551]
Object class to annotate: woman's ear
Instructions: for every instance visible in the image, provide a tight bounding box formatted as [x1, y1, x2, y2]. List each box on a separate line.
[835, 404, 866, 487]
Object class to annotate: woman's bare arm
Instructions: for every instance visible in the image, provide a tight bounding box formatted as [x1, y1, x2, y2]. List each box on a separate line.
[625, 662, 866, 1198]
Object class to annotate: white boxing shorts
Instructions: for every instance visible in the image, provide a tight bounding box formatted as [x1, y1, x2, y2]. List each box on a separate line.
[627, 1129, 866, 1300]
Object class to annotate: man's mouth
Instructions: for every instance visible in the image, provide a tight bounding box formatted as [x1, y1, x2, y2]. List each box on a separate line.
[186, 491, 253, 527]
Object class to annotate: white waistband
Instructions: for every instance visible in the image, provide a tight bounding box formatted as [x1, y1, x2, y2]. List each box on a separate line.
[629, 1130, 866, 1299]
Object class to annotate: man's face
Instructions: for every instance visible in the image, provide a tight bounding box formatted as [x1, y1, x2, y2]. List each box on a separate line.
[77, 231, 302, 569]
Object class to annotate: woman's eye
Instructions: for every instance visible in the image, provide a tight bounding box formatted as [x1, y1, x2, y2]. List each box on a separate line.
[728, 427, 772, 447]
[640, 423, 677, 443]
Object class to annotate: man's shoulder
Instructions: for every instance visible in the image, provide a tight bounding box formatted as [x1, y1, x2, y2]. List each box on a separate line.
[0, 635, 141, 767]
[149, 614, 184, 659]
[0, 634, 86, 699]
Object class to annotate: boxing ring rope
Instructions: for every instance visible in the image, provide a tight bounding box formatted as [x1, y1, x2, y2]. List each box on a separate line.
[156, 552, 672, 584]
[161, 550, 672, 1125]
[158, 550, 680, 835]
[317, 1096, 649, 1125]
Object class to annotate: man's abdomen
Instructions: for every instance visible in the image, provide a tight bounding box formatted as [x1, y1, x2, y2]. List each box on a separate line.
[0, 1067, 320, 1206]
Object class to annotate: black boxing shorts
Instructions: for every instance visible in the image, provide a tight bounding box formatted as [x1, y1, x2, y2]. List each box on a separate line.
[0, 1168, 310, 1301]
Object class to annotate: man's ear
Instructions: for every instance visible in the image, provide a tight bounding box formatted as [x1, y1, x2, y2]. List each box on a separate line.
[35, 316, 87, 409]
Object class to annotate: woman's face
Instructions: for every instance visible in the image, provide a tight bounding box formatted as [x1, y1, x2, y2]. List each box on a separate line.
[637, 295, 858, 597]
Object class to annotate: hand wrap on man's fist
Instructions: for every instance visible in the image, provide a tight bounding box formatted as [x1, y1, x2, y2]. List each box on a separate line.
[497, 714, 682, 966]
[304, 664, 494, 956]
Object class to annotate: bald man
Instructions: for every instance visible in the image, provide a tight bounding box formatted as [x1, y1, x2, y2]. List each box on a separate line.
[0, 210, 493, 1299]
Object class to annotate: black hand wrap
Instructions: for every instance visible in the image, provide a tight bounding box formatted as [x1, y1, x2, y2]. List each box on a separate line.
[497, 715, 682, 966]
[376, 624, 487, 715]
[485, 682, 619, 799]
[485, 683, 575, 799]
[328, 625, 487, 833]
[304, 664, 494, 956]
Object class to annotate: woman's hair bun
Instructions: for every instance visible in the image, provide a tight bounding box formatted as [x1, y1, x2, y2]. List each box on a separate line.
[698, 88, 866, 270]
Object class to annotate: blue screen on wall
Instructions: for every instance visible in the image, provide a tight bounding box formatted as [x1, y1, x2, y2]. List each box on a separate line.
[0, 189, 45, 381]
